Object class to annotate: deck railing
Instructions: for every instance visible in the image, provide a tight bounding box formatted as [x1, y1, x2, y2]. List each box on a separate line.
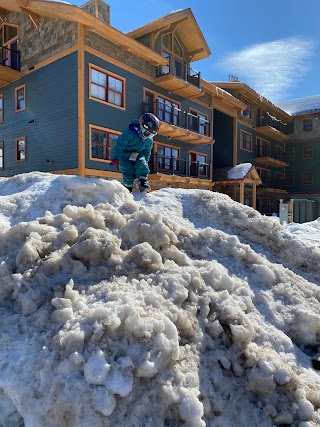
[145, 100, 211, 137]
[150, 153, 210, 179]
[157, 54, 201, 89]
[0, 45, 21, 71]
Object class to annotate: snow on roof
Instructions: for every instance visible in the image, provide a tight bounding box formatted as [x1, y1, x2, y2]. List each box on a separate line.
[227, 163, 252, 180]
[278, 94, 320, 116]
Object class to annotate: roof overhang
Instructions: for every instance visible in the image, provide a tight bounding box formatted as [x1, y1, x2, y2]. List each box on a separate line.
[0, 0, 167, 66]
[127, 8, 211, 62]
[213, 81, 292, 121]
[202, 80, 247, 112]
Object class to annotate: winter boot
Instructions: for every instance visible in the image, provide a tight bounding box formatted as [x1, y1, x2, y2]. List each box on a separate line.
[124, 185, 133, 193]
[138, 177, 151, 193]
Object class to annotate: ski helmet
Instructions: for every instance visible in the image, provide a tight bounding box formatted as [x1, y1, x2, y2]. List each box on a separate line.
[139, 113, 160, 139]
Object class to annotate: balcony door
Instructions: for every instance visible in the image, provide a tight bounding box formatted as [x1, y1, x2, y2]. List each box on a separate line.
[0, 23, 18, 68]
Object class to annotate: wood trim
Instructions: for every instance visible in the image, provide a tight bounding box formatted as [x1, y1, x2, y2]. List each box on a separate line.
[16, 135, 26, 162]
[88, 123, 121, 162]
[84, 168, 121, 179]
[78, 23, 85, 177]
[15, 84, 25, 111]
[88, 62, 126, 110]
[233, 116, 237, 166]
[51, 168, 79, 175]
[143, 87, 181, 109]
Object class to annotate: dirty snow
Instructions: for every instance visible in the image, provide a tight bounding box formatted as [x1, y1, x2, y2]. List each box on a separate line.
[0, 172, 319, 427]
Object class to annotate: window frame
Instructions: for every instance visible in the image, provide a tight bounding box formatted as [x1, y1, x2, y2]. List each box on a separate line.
[0, 141, 3, 170]
[285, 173, 294, 186]
[16, 136, 26, 162]
[89, 63, 126, 110]
[0, 94, 3, 122]
[89, 124, 120, 163]
[302, 172, 313, 185]
[240, 130, 252, 152]
[303, 145, 313, 159]
[256, 167, 271, 186]
[156, 142, 180, 173]
[285, 147, 294, 161]
[240, 97, 252, 119]
[144, 89, 181, 126]
[188, 107, 209, 136]
[303, 119, 312, 132]
[15, 84, 25, 112]
[189, 150, 208, 178]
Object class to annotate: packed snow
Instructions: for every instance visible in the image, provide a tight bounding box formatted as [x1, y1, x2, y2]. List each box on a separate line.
[0, 172, 319, 427]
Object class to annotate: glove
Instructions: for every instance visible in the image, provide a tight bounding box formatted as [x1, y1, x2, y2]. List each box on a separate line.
[110, 159, 120, 171]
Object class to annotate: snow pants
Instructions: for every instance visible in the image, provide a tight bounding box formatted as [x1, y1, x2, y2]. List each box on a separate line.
[119, 155, 150, 186]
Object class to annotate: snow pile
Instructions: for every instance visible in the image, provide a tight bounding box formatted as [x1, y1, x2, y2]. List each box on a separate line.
[0, 172, 319, 427]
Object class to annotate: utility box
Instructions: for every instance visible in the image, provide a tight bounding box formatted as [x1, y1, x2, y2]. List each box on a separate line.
[279, 199, 293, 224]
[292, 199, 316, 223]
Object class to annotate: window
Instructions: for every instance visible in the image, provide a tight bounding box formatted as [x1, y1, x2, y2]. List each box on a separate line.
[240, 130, 252, 151]
[241, 98, 252, 119]
[189, 109, 209, 136]
[275, 172, 285, 188]
[303, 119, 312, 132]
[89, 64, 125, 109]
[145, 91, 180, 126]
[256, 137, 270, 156]
[15, 85, 25, 111]
[16, 137, 26, 161]
[302, 173, 313, 185]
[189, 151, 208, 177]
[257, 167, 270, 186]
[0, 95, 3, 122]
[303, 145, 312, 159]
[90, 125, 119, 161]
[161, 32, 183, 58]
[285, 147, 294, 160]
[157, 144, 180, 173]
[285, 174, 294, 186]
[0, 142, 3, 169]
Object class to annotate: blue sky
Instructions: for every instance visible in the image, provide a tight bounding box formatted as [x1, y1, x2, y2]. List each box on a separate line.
[74, 0, 320, 105]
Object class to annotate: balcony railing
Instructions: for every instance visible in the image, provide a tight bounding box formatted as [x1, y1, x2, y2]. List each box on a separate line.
[255, 141, 286, 163]
[0, 45, 21, 71]
[157, 54, 201, 89]
[259, 177, 286, 190]
[150, 153, 210, 180]
[145, 100, 211, 137]
[256, 114, 287, 134]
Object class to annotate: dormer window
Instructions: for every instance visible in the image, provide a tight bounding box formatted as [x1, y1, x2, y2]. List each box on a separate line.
[161, 32, 183, 58]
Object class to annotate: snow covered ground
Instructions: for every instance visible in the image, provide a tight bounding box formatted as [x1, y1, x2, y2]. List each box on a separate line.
[0, 172, 319, 427]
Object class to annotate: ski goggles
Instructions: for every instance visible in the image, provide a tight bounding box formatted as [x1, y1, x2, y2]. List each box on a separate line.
[140, 126, 157, 139]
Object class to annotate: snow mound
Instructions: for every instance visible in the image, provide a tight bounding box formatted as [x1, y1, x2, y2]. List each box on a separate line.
[0, 173, 319, 427]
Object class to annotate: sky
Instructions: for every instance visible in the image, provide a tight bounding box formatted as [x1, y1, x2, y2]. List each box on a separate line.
[0, 171, 320, 426]
[71, 0, 320, 105]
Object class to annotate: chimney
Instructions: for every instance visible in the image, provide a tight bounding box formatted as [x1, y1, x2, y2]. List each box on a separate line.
[80, 0, 110, 24]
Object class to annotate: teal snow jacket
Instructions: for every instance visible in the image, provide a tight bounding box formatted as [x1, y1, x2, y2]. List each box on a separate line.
[112, 120, 153, 162]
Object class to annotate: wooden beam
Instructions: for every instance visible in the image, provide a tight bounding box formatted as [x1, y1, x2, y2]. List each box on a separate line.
[20, 7, 40, 27]
[240, 181, 244, 204]
[252, 182, 257, 209]
[0, 7, 6, 20]
[78, 23, 85, 177]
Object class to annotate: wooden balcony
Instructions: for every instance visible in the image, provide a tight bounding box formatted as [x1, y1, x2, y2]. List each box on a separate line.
[256, 115, 287, 142]
[149, 153, 212, 188]
[156, 55, 202, 98]
[145, 100, 213, 145]
[0, 46, 21, 87]
[254, 142, 288, 167]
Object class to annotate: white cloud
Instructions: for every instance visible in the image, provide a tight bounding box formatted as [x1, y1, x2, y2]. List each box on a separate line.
[219, 37, 314, 103]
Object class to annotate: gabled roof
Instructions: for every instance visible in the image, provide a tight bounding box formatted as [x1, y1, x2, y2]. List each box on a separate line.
[127, 8, 211, 62]
[278, 95, 320, 116]
[213, 81, 292, 121]
[214, 163, 262, 185]
[0, 0, 167, 66]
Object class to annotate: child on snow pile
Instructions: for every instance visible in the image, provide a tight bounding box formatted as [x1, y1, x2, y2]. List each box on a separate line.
[111, 113, 160, 193]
